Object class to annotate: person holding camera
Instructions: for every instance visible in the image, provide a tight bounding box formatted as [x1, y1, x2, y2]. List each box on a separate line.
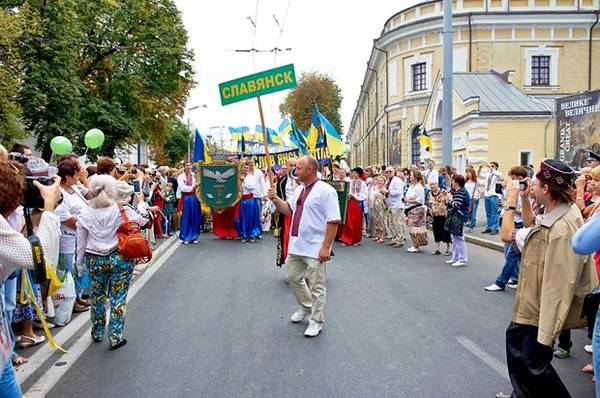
[495, 160, 596, 398]
[481, 162, 504, 235]
[76, 175, 150, 350]
[0, 160, 61, 397]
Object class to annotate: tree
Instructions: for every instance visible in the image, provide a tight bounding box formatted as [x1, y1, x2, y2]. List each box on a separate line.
[0, 7, 26, 143]
[13, 0, 194, 159]
[279, 71, 343, 133]
[159, 119, 189, 167]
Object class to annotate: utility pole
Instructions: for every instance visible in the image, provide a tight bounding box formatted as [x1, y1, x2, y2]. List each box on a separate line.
[442, 0, 453, 167]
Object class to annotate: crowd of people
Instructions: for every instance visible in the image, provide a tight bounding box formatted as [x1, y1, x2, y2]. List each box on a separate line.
[1, 137, 600, 397]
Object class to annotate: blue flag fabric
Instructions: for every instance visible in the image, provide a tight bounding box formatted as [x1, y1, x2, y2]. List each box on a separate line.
[290, 122, 308, 155]
[192, 128, 211, 163]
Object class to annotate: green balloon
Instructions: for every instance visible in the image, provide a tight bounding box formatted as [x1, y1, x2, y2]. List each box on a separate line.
[84, 128, 105, 149]
[50, 136, 73, 155]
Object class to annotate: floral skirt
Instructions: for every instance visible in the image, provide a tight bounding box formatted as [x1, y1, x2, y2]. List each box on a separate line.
[407, 206, 428, 247]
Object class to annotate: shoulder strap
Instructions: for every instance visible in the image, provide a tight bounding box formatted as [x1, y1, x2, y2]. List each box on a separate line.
[117, 203, 130, 224]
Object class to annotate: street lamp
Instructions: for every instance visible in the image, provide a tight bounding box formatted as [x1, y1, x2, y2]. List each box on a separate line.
[187, 104, 207, 160]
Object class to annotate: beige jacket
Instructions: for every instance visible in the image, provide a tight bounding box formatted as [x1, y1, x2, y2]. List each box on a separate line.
[512, 203, 597, 346]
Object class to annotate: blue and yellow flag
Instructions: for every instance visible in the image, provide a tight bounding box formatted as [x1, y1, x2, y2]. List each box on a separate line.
[307, 105, 322, 153]
[290, 121, 308, 155]
[419, 129, 433, 153]
[317, 111, 344, 157]
[278, 118, 292, 137]
[192, 129, 212, 163]
[228, 126, 254, 141]
[255, 125, 283, 145]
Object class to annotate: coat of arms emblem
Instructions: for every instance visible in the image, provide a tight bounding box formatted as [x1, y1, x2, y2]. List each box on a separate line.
[196, 162, 242, 212]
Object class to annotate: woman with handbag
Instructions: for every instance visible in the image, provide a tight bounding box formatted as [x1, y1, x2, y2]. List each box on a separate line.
[405, 170, 427, 253]
[427, 181, 452, 256]
[76, 175, 150, 350]
[464, 167, 480, 233]
[446, 174, 470, 267]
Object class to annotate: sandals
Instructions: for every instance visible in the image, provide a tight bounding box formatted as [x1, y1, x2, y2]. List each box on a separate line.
[73, 302, 90, 313]
[17, 334, 45, 348]
[432, 250, 442, 255]
[582, 364, 594, 374]
[12, 355, 28, 367]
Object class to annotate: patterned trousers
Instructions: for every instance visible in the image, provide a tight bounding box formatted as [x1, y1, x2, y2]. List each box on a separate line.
[86, 251, 134, 345]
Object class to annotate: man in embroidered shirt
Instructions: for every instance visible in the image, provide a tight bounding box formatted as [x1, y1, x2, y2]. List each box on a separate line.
[268, 156, 341, 337]
[496, 159, 596, 398]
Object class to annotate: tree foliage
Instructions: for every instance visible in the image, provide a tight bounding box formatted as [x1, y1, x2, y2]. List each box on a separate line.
[1, 0, 194, 160]
[160, 119, 189, 167]
[279, 71, 343, 133]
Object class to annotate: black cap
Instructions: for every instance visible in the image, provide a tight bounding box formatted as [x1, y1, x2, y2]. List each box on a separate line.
[351, 167, 364, 177]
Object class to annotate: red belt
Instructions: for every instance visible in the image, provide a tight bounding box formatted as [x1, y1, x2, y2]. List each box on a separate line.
[242, 194, 254, 199]
[181, 190, 196, 196]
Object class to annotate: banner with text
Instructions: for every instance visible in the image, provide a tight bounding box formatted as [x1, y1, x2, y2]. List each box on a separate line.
[556, 90, 600, 169]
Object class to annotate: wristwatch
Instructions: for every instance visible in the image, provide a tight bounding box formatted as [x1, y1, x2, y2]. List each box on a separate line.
[503, 204, 516, 211]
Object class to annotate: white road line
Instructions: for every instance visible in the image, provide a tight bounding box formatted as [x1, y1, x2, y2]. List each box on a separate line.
[22, 238, 181, 398]
[456, 336, 510, 381]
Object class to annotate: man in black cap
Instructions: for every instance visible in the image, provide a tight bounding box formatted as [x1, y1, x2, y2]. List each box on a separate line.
[496, 159, 596, 398]
[587, 151, 600, 169]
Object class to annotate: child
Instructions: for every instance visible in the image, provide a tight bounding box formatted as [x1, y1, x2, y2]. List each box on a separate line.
[163, 181, 177, 236]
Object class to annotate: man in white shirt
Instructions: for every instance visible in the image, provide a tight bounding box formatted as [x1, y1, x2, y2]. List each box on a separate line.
[382, 167, 409, 247]
[482, 161, 504, 235]
[268, 156, 341, 337]
[425, 160, 439, 185]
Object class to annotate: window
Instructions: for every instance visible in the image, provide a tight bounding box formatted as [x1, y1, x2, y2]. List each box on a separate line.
[412, 62, 427, 91]
[531, 56, 550, 86]
[519, 150, 532, 166]
[411, 127, 421, 166]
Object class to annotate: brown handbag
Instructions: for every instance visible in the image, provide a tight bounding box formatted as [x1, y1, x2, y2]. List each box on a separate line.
[117, 204, 152, 263]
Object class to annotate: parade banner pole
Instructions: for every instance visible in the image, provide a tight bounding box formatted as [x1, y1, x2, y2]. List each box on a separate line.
[257, 96, 275, 188]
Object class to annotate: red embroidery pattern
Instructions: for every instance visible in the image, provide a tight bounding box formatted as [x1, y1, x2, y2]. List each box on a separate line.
[291, 181, 317, 237]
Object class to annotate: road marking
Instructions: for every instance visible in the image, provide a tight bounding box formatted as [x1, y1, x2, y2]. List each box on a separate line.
[22, 237, 181, 397]
[456, 336, 509, 381]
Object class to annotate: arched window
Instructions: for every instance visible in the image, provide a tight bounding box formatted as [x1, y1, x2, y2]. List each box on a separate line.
[411, 126, 421, 166]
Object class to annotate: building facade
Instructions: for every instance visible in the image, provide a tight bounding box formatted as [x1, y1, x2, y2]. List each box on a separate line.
[347, 0, 600, 174]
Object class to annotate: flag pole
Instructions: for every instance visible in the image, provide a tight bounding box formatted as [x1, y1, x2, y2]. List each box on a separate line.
[256, 96, 275, 188]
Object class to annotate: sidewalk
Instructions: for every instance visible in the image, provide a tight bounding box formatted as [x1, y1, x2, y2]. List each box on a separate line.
[464, 202, 505, 252]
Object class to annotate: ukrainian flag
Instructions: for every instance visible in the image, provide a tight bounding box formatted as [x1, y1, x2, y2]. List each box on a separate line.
[228, 126, 254, 141]
[317, 111, 344, 157]
[307, 106, 321, 153]
[192, 129, 212, 163]
[419, 129, 433, 153]
[255, 125, 283, 145]
[290, 121, 308, 155]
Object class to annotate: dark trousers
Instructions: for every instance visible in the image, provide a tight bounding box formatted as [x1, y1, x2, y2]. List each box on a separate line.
[557, 329, 572, 351]
[506, 322, 570, 398]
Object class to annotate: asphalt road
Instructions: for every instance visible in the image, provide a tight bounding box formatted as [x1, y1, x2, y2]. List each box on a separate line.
[47, 234, 595, 398]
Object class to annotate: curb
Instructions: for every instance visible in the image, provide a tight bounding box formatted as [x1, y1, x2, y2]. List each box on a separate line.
[464, 234, 504, 252]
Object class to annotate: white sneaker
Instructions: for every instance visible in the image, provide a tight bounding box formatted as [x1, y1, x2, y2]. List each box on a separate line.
[290, 309, 308, 323]
[484, 283, 505, 291]
[304, 320, 323, 337]
[507, 283, 518, 290]
[585, 344, 593, 354]
[407, 247, 419, 253]
[451, 260, 467, 267]
[445, 259, 456, 264]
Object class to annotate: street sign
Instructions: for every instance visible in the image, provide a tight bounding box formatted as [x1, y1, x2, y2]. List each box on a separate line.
[218, 64, 297, 106]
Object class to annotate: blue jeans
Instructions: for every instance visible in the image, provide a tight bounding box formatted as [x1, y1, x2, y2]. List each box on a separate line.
[593, 307, 600, 398]
[495, 242, 521, 288]
[484, 195, 500, 231]
[0, 362, 22, 398]
[467, 198, 479, 229]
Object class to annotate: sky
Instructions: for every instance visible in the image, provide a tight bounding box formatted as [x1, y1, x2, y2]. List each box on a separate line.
[173, 0, 420, 142]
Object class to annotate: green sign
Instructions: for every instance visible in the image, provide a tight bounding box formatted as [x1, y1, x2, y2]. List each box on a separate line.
[219, 64, 297, 106]
[196, 163, 242, 211]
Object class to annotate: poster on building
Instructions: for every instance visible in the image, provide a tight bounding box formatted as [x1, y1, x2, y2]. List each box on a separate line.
[556, 90, 600, 169]
[389, 121, 401, 166]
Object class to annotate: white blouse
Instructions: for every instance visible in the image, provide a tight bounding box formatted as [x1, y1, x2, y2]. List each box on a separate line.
[176, 173, 196, 199]
[405, 183, 425, 206]
[0, 211, 60, 282]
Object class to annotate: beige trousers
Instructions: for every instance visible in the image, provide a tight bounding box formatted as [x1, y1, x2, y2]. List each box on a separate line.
[387, 208, 409, 243]
[285, 254, 327, 324]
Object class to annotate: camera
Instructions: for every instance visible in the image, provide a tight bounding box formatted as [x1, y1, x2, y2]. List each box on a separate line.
[495, 182, 503, 194]
[519, 180, 527, 192]
[23, 176, 55, 209]
[8, 152, 28, 164]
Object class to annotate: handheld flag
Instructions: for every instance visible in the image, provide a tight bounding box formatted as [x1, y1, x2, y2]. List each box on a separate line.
[307, 105, 322, 153]
[228, 126, 253, 141]
[419, 129, 433, 153]
[317, 111, 344, 157]
[255, 125, 283, 145]
[290, 121, 308, 155]
[193, 129, 212, 163]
